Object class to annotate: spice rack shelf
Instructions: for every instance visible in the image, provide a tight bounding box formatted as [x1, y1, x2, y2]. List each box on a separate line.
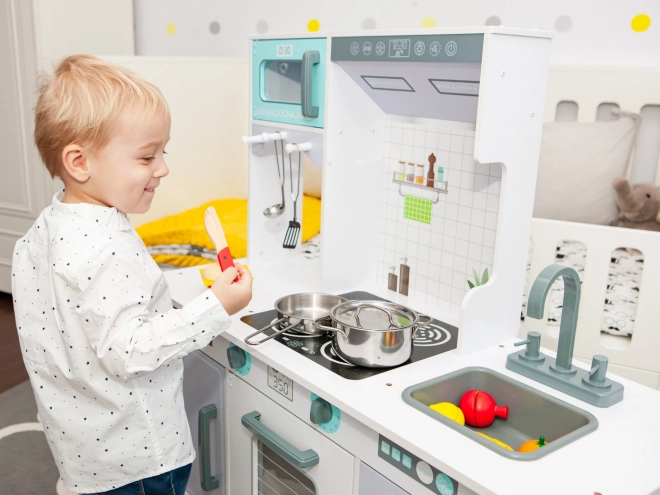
[392, 172, 448, 204]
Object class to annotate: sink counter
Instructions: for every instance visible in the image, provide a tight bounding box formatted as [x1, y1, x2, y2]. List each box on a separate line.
[166, 262, 660, 495]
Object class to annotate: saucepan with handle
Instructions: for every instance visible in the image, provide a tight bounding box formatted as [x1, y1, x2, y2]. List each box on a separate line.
[314, 300, 432, 368]
[244, 293, 347, 345]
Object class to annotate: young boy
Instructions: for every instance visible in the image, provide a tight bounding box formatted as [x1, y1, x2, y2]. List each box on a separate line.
[11, 55, 252, 494]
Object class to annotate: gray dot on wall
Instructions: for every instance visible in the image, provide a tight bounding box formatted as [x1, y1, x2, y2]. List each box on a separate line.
[362, 18, 377, 30]
[209, 21, 220, 35]
[555, 15, 572, 32]
[485, 16, 501, 26]
[256, 20, 268, 34]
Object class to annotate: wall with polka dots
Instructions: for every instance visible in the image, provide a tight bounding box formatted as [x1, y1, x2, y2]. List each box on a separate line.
[134, 0, 657, 66]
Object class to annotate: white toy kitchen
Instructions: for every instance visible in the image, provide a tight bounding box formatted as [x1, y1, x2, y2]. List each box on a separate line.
[169, 27, 660, 495]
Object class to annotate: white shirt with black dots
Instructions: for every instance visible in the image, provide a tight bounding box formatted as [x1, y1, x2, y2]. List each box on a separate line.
[11, 191, 230, 493]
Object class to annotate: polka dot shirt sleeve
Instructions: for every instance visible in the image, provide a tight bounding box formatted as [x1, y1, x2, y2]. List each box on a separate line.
[54, 242, 231, 380]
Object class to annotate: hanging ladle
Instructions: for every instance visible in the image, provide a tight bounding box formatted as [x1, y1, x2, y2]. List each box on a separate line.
[263, 132, 286, 218]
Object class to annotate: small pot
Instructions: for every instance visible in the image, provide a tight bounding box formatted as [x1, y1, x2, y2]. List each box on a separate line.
[244, 293, 347, 345]
[314, 300, 432, 368]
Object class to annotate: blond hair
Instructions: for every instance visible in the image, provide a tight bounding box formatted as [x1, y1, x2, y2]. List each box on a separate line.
[34, 55, 169, 179]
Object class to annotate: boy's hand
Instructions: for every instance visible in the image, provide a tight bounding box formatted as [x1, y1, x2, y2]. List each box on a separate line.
[210, 262, 253, 315]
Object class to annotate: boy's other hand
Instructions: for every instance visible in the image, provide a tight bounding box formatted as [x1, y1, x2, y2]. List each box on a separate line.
[210, 262, 253, 315]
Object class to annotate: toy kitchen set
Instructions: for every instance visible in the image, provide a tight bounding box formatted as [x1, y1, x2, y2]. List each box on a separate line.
[168, 27, 660, 495]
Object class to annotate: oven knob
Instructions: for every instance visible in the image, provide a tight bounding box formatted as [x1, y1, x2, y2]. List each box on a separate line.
[310, 397, 333, 425]
[227, 345, 247, 369]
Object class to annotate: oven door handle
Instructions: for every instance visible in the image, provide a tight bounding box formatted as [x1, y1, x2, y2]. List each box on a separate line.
[301, 50, 320, 119]
[241, 410, 320, 468]
[199, 404, 220, 490]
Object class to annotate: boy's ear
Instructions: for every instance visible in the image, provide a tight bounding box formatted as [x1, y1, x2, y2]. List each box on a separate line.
[61, 144, 90, 183]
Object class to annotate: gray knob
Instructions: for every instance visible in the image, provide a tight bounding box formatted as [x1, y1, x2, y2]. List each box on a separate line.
[310, 397, 333, 425]
[227, 346, 247, 369]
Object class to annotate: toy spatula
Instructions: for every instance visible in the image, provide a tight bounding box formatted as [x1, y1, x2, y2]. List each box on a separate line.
[283, 145, 302, 249]
[204, 206, 238, 283]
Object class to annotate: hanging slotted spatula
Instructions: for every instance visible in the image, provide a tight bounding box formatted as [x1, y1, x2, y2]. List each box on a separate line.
[283, 144, 302, 249]
[204, 206, 239, 282]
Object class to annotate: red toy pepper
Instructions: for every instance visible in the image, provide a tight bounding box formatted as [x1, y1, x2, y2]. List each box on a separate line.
[459, 390, 509, 428]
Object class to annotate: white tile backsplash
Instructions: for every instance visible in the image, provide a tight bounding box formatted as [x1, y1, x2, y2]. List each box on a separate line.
[378, 119, 501, 316]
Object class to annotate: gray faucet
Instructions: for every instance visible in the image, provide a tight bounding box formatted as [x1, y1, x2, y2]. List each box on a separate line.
[526, 264, 580, 374]
[506, 264, 624, 408]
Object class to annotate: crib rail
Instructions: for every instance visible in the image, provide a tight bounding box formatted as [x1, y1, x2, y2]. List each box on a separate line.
[522, 218, 660, 387]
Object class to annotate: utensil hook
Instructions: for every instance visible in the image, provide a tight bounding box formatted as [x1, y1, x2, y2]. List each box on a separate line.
[273, 132, 286, 203]
[288, 144, 302, 221]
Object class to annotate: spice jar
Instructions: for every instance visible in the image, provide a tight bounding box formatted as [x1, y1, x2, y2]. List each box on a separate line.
[406, 162, 415, 182]
[415, 163, 425, 184]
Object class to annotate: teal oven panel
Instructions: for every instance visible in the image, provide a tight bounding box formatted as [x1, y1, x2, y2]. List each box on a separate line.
[252, 38, 326, 128]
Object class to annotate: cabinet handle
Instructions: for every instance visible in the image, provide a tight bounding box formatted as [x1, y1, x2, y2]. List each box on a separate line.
[199, 404, 220, 490]
[301, 51, 320, 119]
[241, 411, 320, 468]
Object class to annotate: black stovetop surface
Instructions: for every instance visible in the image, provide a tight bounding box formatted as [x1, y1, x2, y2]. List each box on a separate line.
[240, 291, 458, 380]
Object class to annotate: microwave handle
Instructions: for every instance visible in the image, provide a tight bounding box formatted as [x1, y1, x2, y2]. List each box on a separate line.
[242, 410, 320, 468]
[301, 51, 320, 119]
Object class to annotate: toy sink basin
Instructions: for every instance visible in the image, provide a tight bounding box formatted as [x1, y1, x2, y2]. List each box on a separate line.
[402, 367, 598, 461]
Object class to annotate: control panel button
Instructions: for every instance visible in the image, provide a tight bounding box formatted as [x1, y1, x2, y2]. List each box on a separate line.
[445, 41, 457, 56]
[435, 473, 455, 495]
[415, 460, 433, 484]
[381, 440, 391, 455]
[402, 454, 412, 469]
[391, 447, 401, 462]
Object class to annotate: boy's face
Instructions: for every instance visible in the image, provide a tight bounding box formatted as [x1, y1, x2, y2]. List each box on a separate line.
[85, 109, 171, 214]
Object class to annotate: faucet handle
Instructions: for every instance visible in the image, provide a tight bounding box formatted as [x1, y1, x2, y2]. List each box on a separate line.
[582, 355, 612, 389]
[514, 331, 545, 363]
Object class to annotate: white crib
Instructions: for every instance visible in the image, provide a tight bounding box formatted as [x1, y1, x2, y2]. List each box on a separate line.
[521, 66, 660, 390]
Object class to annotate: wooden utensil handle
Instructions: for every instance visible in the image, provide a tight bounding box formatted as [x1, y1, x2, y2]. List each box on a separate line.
[218, 247, 239, 283]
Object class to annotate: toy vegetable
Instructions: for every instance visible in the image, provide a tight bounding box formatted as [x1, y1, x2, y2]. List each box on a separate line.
[518, 436, 548, 452]
[459, 390, 509, 427]
[429, 402, 465, 425]
[475, 432, 513, 451]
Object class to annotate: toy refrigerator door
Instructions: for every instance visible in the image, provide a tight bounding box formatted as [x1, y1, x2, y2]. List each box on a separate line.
[226, 373, 354, 494]
[182, 350, 226, 495]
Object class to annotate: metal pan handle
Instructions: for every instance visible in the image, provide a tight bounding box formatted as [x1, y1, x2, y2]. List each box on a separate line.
[244, 317, 299, 346]
[313, 317, 348, 339]
[412, 313, 433, 339]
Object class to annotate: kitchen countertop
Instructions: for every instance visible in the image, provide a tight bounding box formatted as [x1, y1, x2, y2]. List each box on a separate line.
[165, 259, 660, 495]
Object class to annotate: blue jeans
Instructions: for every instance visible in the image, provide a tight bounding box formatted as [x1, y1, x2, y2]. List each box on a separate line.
[86, 463, 192, 495]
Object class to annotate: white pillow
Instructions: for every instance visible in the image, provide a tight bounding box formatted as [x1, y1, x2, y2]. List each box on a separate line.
[533, 118, 639, 226]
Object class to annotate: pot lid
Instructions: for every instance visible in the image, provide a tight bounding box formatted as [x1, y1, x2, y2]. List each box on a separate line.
[331, 300, 418, 331]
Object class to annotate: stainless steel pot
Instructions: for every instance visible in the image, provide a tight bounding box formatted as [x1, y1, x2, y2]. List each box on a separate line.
[244, 293, 347, 345]
[314, 300, 432, 368]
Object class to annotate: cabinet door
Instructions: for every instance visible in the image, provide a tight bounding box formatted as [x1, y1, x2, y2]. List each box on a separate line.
[226, 373, 355, 495]
[358, 462, 410, 495]
[182, 350, 226, 495]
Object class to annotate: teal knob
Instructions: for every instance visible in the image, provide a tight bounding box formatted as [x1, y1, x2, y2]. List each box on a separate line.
[310, 397, 333, 425]
[227, 346, 247, 369]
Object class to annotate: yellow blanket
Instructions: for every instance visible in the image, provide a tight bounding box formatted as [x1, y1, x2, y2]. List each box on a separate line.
[136, 196, 321, 267]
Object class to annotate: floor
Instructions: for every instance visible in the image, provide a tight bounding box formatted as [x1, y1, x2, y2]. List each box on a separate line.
[0, 291, 27, 394]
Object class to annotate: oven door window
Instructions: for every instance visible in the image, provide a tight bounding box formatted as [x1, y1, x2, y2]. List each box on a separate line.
[257, 440, 317, 495]
[262, 60, 302, 104]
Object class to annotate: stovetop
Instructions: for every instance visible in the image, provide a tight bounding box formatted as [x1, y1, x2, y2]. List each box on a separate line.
[240, 291, 458, 380]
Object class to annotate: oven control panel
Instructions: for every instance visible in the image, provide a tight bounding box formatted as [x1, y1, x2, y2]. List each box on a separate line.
[378, 435, 458, 495]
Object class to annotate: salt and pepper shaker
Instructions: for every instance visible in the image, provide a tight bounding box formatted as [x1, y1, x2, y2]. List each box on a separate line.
[399, 257, 410, 296]
[387, 266, 398, 291]
[426, 153, 436, 188]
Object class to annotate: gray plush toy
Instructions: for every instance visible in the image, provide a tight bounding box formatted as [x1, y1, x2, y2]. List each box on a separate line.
[612, 178, 660, 232]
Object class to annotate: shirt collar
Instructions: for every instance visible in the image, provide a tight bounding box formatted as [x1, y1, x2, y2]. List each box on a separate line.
[49, 190, 133, 231]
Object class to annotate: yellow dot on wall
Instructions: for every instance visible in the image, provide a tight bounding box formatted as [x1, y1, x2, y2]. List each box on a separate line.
[421, 16, 436, 28]
[631, 14, 651, 32]
[308, 19, 320, 32]
[165, 22, 177, 36]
